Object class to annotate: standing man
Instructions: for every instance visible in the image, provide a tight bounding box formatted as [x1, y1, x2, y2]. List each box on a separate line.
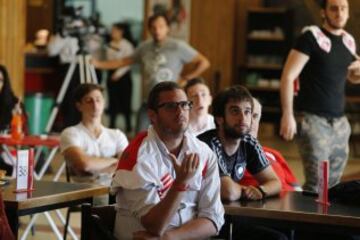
[60, 84, 128, 205]
[93, 13, 210, 132]
[280, 0, 360, 192]
[111, 82, 224, 240]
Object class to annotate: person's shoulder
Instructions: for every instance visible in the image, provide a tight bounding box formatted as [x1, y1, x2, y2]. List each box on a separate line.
[187, 131, 211, 148]
[138, 39, 152, 49]
[197, 129, 217, 143]
[121, 38, 135, 48]
[60, 123, 82, 136]
[241, 133, 256, 141]
[104, 127, 128, 141]
[297, 25, 321, 42]
[167, 37, 190, 47]
[241, 134, 260, 147]
[127, 131, 150, 149]
[120, 132, 148, 159]
[103, 126, 125, 136]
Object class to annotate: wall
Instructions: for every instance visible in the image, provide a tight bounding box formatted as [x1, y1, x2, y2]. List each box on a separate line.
[96, 0, 144, 111]
[26, 0, 54, 43]
[190, 0, 237, 93]
[0, 0, 26, 97]
[97, 0, 143, 26]
[97, 0, 144, 41]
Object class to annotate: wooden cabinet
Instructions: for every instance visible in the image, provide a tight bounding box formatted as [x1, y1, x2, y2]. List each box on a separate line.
[241, 7, 293, 122]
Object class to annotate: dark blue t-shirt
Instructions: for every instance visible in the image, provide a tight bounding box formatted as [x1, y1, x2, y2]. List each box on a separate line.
[198, 130, 269, 182]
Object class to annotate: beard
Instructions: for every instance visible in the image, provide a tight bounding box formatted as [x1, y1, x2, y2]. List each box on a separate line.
[158, 117, 188, 137]
[324, 15, 346, 30]
[223, 121, 250, 140]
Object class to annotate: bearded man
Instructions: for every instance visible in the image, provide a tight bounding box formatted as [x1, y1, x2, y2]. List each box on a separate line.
[280, 0, 360, 192]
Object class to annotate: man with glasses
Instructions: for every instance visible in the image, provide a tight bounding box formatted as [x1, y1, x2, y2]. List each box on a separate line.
[198, 86, 285, 240]
[111, 81, 224, 240]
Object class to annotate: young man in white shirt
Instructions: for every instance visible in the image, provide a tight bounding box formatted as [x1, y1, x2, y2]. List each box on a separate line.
[184, 78, 215, 136]
[60, 83, 128, 204]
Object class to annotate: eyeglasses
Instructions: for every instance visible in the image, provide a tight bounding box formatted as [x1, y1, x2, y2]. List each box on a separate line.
[157, 101, 193, 111]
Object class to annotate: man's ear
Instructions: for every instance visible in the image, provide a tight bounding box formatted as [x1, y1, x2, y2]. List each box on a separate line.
[75, 102, 81, 112]
[147, 109, 157, 125]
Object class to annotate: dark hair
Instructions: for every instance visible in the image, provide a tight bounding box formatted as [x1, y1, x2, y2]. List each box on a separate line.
[319, 0, 327, 9]
[147, 13, 170, 29]
[112, 22, 137, 46]
[212, 85, 253, 118]
[147, 81, 182, 110]
[0, 65, 18, 131]
[184, 78, 208, 94]
[74, 83, 104, 103]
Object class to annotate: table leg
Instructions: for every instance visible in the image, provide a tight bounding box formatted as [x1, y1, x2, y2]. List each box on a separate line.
[55, 209, 79, 240]
[81, 197, 93, 240]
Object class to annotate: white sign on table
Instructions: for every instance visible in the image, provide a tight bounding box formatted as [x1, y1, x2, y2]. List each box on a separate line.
[15, 149, 34, 192]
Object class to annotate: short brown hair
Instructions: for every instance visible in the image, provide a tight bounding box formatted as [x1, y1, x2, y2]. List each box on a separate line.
[147, 13, 170, 29]
[212, 85, 253, 118]
[74, 83, 104, 103]
[184, 78, 208, 94]
[147, 81, 182, 111]
[319, 0, 327, 9]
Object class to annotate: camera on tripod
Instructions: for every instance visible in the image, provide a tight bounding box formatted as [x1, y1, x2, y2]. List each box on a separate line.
[57, 6, 106, 55]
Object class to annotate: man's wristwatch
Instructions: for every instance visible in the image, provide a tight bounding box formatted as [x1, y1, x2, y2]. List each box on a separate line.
[257, 185, 267, 199]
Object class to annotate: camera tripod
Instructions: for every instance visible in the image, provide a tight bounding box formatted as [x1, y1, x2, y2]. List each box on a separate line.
[44, 54, 98, 134]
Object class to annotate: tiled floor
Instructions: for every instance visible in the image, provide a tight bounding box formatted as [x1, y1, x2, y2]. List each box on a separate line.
[15, 123, 360, 239]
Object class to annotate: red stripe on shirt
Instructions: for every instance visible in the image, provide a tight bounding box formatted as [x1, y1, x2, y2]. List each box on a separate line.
[161, 173, 171, 182]
[116, 131, 148, 171]
[202, 160, 208, 177]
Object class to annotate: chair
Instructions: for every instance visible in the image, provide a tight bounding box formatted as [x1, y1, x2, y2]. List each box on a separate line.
[63, 161, 116, 240]
[81, 203, 117, 240]
[63, 162, 82, 240]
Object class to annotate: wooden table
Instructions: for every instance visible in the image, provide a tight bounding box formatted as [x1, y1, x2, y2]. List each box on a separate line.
[224, 191, 360, 238]
[0, 135, 60, 180]
[2, 180, 109, 239]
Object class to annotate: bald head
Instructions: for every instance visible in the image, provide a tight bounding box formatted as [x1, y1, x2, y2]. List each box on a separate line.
[250, 98, 262, 138]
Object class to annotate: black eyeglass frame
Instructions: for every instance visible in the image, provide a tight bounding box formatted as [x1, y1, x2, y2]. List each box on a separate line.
[156, 101, 193, 111]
